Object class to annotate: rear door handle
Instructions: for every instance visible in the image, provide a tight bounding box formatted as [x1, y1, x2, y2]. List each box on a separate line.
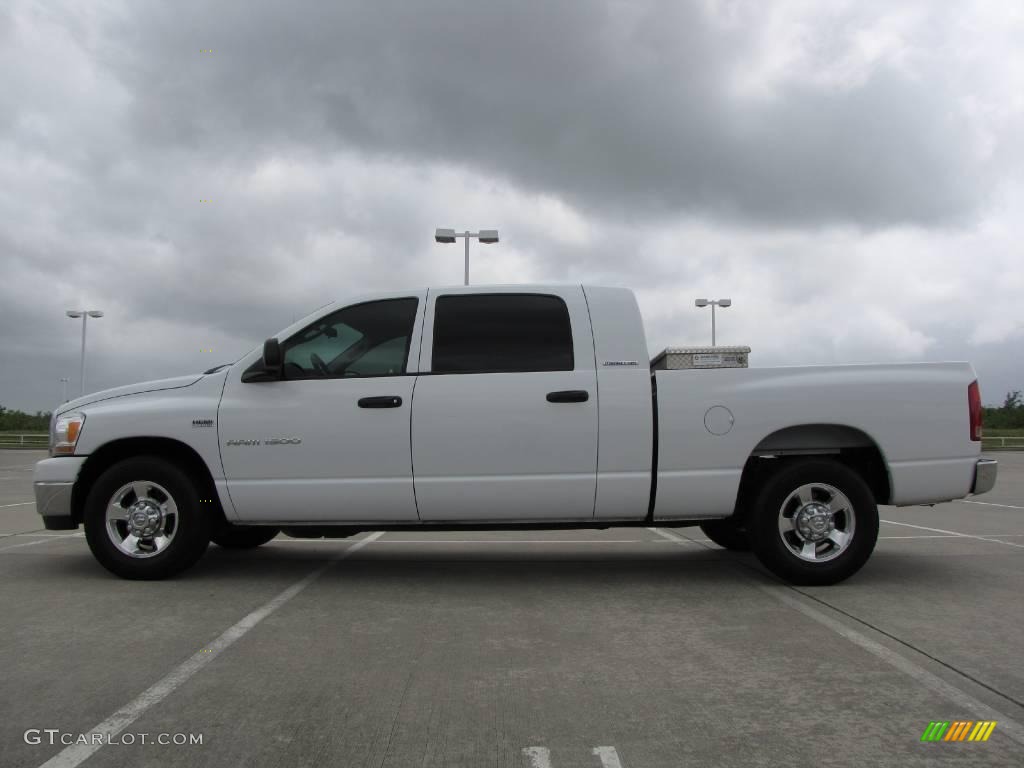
[546, 390, 589, 403]
[358, 396, 403, 408]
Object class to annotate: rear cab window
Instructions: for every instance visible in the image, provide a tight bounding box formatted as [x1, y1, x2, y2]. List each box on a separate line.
[431, 294, 574, 374]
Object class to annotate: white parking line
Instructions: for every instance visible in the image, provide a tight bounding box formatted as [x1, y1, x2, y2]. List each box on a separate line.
[647, 528, 705, 545]
[957, 499, 1024, 510]
[365, 539, 644, 544]
[0, 501, 35, 508]
[763, 584, 1024, 745]
[0, 533, 82, 551]
[648, 537, 715, 544]
[648, 529, 1024, 544]
[651, 529, 1024, 544]
[521, 746, 625, 767]
[881, 519, 1024, 549]
[593, 746, 625, 768]
[36, 531, 384, 768]
[651, 526, 1024, 746]
[268, 538, 645, 545]
[522, 746, 552, 768]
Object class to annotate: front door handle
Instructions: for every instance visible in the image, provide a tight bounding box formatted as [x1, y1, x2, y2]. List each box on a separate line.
[546, 390, 589, 403]
[358, 396, 403, 408]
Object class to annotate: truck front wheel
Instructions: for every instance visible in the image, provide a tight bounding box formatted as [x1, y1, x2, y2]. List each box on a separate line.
[83, 457, 211, 580]
[749, 459, 878, 586]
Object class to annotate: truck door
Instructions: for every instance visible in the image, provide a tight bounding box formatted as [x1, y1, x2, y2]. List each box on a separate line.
[217, 294, 425, 523]
[411, 287, 599, 521]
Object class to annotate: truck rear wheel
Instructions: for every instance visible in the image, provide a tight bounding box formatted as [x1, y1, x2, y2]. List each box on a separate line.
[83, 457, 211, 580]
[698, 518, 751, 551]
[749, 459, 878, 586]
[210, 525, 280, 549]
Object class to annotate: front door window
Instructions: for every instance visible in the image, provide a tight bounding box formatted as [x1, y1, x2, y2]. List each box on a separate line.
[281, 298, 418, 380]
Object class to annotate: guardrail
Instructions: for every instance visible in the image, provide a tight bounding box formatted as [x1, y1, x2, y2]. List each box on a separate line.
[0, 434, 48, 449]
[982, 436, 1024, 450]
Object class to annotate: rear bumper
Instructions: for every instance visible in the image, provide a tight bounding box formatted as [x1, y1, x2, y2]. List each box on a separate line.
[971, 458, 998, 496]
[33, 457, 87, 530]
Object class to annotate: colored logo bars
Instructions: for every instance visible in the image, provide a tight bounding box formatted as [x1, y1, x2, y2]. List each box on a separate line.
[921, 721, 997, 742]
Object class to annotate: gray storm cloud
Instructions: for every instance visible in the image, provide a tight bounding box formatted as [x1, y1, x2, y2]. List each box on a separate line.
[0, 0, 1021, 412]
[114, 0, 989, 226]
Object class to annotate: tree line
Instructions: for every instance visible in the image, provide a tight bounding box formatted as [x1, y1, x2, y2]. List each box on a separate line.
[0, 406, 53, 432]
[984, 391, 1024, 430]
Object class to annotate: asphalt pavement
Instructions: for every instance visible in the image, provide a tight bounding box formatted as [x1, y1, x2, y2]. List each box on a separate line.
[1, 449, 1022, 767]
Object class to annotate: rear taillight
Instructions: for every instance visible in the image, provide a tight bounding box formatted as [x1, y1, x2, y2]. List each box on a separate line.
[968, 380, 982, 441]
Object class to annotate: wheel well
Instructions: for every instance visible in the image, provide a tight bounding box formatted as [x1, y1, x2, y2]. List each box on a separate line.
[71, 437, 225, 526]
[735, 424, 891, 518]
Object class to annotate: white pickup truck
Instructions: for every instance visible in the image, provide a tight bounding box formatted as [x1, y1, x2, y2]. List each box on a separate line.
[34, 285, 997, 584]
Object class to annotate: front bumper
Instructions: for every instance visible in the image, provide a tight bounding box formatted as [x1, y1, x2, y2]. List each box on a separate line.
[33, 457, 87, 529]
[971, 458, 998, 496]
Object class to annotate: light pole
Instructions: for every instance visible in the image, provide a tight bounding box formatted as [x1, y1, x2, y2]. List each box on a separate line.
[694, 298, 731, 346]
[60, 378, 69, 403]
[66, 310, 104, 397]
[434, 228, 499, 285]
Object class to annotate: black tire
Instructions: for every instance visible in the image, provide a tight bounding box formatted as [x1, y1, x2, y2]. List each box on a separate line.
[210, 525, 280, 549]
[83, 456, 211, 580]
[749, 459, 878, 586]
[699, 518, 751, 551]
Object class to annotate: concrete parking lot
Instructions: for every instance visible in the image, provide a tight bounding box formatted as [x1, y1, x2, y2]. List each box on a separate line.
[1, 450, 1022, 768]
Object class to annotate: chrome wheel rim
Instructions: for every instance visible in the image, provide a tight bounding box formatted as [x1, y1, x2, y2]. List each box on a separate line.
[105, 481, 178, 558]
[777, 482, 855, 563]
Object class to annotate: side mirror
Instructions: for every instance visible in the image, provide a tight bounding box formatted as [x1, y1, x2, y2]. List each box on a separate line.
[263, 338, 282, 369]
[241, 338, 283, 383]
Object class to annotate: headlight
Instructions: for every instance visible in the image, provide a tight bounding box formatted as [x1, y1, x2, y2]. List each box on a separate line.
[52, 413, 86, 456]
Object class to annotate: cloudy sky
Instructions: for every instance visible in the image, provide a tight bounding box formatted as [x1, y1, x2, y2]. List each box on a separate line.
[1, 0, 1022, 412]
